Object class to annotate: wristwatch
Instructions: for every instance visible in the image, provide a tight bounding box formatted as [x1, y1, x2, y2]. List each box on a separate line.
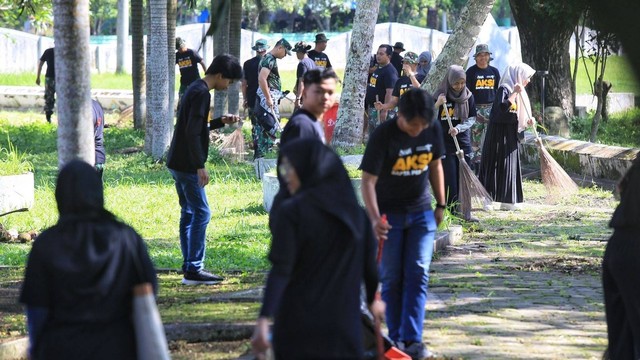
[435, 203, 446, 210]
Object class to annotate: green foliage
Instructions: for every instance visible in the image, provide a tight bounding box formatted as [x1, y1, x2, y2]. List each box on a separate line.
[0, 137, 33, 176]
[572, 56, 640, 96]
[569, 108, 640, 148]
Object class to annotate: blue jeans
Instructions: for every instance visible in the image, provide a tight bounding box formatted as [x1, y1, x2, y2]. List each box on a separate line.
[380, 210, 437, 343]
[169, 169, 211, 273]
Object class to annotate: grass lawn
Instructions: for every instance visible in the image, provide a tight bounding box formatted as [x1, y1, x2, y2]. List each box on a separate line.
[572, 55, 640, 95]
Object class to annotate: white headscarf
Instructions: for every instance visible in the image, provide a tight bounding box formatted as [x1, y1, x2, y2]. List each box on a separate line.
[499, 63, 536, 132]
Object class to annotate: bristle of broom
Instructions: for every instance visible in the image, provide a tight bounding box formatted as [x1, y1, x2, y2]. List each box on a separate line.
[458, 154, 493, 216]
[538, 144, 578, 199]
[219, 126, 245, 162]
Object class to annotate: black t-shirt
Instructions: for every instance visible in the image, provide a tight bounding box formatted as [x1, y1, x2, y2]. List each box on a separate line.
[40, 48, 55, 78]
[243, 55, 262, 108]
[390, 52, 403, 76]
[176, 49, 203, 87]
[391, 75, 424, 98]
[360, 117, 444, 213]
[365, 64, 399, 107]
[436, 95, 477, 154]
[307, 50, 332, 70]
[92, 100, 106, 165]
[466, 65, 501, 105]
[280, 108, 325, 146]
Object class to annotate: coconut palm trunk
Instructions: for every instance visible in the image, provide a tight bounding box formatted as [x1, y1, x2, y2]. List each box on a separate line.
[53, 0, 94, 167]
[116, 0, 130, 74]
[227, 0, 242, 115]
[167, 0, 177, 129]
[144, 0, 171, 160]
[131, 0, 146, 130]
[331, 0, 381, 148]
[212, 0, 230, 119]
[420, 0, 496, 94]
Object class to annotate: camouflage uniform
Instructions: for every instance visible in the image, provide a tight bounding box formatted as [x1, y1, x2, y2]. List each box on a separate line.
[470, 104, 492, 168]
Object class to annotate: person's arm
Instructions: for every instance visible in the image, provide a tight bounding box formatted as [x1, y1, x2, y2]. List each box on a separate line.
[403, 64, 421, 88]
[258, 67, 273, 109]
[361, 171, 391, 241]
[451, 95, 476, 135]
[199, 60, 207, 73]
[374, 96, 398, 111]
[296, 79, 304, 107]
[241, 78, 248, 109]
[209, 114, 240, 130]
[36, 60, 44, 85]
[380, 88, 394, 120]
[428, 158, 446, 225]
[26, 306, 48, 358]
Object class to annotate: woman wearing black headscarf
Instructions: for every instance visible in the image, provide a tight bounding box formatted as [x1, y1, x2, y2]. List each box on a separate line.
[20, 160, 157, 360]
[252, 139, 382, 359]
[602, 154, 640, 359]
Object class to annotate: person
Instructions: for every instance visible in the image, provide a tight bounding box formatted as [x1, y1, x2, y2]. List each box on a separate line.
[92, 99, 106, 180]
[364, 44, 399, 140]
[435, 65, 477, 221]
[307, 33, 332, 71]
[251, 138, 382, 359]
[360, 88, 446, 360]
[416, 51, 433, 80]
[254, 38, 292, 147]
[20, 160, 157, 360]
[166, 54, 243, 285]
[280, 68, 338, 146]
[24, 15, 35, 33]
[175, 37, 207, 101]
[466, 44, 501, 171]
[602, 154, 640, 360]
[368, 53, 378, 74]
[391, 41, 405, 76]
[242, 39, 270, 159]
[36, 47, 55, 123]
[478, 63, 536, 211]
[292, 41, 316, 110]
[374, 51, 423, 113]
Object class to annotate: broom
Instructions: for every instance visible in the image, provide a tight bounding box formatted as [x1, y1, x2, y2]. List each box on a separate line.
[443, 107, 493, 219]
[219, 113, 246, 162]
[518, 93, 578, 197]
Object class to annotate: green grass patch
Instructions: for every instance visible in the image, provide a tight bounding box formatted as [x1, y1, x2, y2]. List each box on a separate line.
[0, 137, 33, 176]
[569, 107, 640, 147]
[573, 55, 640, 96]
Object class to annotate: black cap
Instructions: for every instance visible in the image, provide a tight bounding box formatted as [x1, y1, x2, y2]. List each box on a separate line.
[315, 33, 329, 43]
[393, 42, 405, 51]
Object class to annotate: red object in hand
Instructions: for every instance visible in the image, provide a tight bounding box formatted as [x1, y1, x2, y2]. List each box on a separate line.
[376, 214, 387, 264]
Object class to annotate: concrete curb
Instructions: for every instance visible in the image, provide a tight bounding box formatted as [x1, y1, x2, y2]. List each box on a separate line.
[0, 337, 28, 360]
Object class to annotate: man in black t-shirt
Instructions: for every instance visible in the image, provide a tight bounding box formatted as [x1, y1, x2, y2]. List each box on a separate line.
[307, 33, 332, 71]
[36, 47, 55, 123]
[364, 44, 399, 140]
[242, 39, 269, 157]
[466, 44, 500, 169]
[176, 37, 207, 100]
[390, 42, 405, 76]
[166, 54, 243, 286]
[375, 51, 423, 113]
[280, 69, 338, 146]
[360, 88, 445, 360]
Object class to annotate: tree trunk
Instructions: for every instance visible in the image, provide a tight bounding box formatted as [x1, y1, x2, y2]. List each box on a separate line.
[600, 80, 612, 121]
[54, 0, 94, 168]
[227, 0, 242, 115]
[212, 0, 229, 118]
[167, 0, 176, 130]
[331, 0, 380, 148]
[589, 81, 603, 142]
[145, 0, 171, 160]
[510, 0, 585, 119]
[420, 0, 496, 95]
[131, 0, 146, 129]
[116, 0, 130, 74]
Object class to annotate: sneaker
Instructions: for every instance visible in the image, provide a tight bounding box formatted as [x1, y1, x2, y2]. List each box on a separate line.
[400, 341, 435, 360]
[499, 202, 522, 211]
[182, 270, 224, 285]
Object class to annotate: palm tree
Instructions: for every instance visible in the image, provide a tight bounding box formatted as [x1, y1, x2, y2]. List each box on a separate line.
[167, 0, 177, 129]
[144, 0, 171, 160]
[53, 0, 94, 167]
[131, 0, 146, 130]
[331, 0, 380, 148]
[116, 0, 129, 74]
[212, 0, 229, 119]
[227, 0, 242, 115]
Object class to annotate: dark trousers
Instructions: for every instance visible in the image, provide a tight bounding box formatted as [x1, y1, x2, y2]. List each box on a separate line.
[603, 228, 640, 359]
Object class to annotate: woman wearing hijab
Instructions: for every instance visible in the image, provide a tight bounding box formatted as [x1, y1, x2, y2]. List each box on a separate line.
[251, 139, 382, 359]
[20, 160, 157, 360]
[416, 51, 432, 80]
[478, 63, 536, 211]
[602, 155, 640, 359]
[434, 65, 477, 221]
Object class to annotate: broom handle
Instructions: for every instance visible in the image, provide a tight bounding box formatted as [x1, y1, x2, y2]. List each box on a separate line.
[517, 92, 541, 140]
[443, 104, 463, 154]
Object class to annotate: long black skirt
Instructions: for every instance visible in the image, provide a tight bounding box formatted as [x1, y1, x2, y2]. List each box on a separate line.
[478, 121, 523, 204]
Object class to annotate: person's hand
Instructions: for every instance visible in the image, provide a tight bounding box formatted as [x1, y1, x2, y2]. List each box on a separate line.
[221, 114, 240, 124]
[527, 117, 535, 127]
[514, 83, 524, 94]
[35, 77, 41, 86]
[373, 101, 384, 111]
[251, 317, 271, 359]
[369, 299, 386, 321]
[436, 94, 446, 107]
[197, 168, 209, 187]
[374, 216, 391, 242]
[402, 63, 412, 75]
[448, 127, 459, 136]
[434, 207, 444, 226]
[266, 97, 274, 109]
[477, 113, 487, 124]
